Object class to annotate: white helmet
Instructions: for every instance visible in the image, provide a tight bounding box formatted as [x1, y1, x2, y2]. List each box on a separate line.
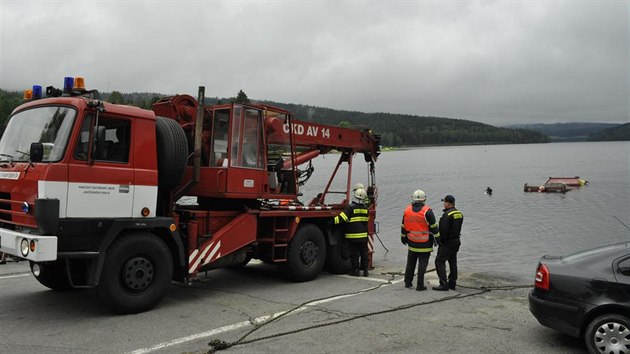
[354, 188, 367, 202]
[353, 183, 365, 191]
[411, 189, 426, 202]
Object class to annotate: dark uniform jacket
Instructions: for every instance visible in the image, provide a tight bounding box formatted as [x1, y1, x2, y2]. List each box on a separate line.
[401, 202, 440, 252]
[334, 201, 369, 243]
[439, 207, 463, 242]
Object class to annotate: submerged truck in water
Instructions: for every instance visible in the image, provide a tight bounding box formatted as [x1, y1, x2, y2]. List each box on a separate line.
[0, 78, 380, 313]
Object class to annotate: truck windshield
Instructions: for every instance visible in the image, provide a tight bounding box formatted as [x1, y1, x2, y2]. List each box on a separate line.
[0, 106, 76, 162]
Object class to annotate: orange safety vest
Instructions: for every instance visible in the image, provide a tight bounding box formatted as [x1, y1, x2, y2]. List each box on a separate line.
[403, 204, 430, 243]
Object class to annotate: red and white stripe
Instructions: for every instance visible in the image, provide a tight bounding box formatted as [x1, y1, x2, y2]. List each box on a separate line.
[188, 240, 222, 274]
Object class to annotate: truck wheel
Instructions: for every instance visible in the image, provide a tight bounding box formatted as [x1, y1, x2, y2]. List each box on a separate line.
[96, 233, 173, 314]
[30, 260, 73, 291]
[156, 117, 188, 189]
[585, 314, 630, 354]
[325, 242, 351, 274]
[229, 253, 253, 269]
[283, 224, 326, 282]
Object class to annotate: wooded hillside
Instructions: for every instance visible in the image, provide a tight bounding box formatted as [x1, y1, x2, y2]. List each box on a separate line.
[0, 89, 550, 146]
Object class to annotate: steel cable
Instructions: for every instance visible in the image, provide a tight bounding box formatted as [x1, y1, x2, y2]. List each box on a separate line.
[206, 273, 532, 353]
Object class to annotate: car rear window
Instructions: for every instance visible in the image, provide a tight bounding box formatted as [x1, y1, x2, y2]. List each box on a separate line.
[562, 243, 628, 264]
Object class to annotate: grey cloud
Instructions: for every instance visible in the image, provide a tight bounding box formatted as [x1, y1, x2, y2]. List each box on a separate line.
[1, 0, 627, 125]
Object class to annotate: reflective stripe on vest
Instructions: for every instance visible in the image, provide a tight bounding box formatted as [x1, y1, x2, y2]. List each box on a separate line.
[404, 204, 430, 243]
[346, 232, 368, 239]
[448, 210, 463, 219]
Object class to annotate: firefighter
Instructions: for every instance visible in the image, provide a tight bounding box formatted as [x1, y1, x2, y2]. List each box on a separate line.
[401, 189, 440, 291]
[334, 188, 370, 276]
[433, 195, 463, 291]
[353, 182, 371, 205]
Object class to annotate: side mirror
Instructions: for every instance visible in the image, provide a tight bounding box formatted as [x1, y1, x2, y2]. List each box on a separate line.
[30, 142, 43, 163]
[92, 126, 106, 160]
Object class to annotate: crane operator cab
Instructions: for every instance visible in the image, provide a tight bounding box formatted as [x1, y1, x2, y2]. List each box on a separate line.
[184, 103, 297, 204]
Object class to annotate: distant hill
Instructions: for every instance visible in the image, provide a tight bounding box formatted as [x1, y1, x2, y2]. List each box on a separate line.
[587, 122, 630, 141]
[505, 122, 621, 141]
[258, 100, 549, 146]
[0, 88, 549, 146]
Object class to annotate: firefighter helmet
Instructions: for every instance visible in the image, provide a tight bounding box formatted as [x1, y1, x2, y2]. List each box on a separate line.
[354, 188, 367, 203]
[353, 183, 365, 191]
[411, 189, 426, 202]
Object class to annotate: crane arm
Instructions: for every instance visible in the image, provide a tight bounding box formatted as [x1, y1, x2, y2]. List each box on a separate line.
[264, 116, 380, 162]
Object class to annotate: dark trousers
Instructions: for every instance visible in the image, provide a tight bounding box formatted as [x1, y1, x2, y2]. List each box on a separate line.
[435, 239, 461, 286]
[404, 251, 430, 287]
[348, 240, 368, 271]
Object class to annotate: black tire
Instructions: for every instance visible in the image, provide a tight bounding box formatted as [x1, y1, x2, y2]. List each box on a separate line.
[156, 117, 188, 189]
[0, 252, 6, 264]
[229, 253, 253, 269]
[325, 241, 351, 274]
[283, 224, 326, 282]
[96, 233, 173, 314]
[584, 314, 630, 354]
[30, 260, 73, 291]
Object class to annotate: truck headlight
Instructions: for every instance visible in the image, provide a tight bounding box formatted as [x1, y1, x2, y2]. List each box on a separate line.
[20, 238, 29, 256]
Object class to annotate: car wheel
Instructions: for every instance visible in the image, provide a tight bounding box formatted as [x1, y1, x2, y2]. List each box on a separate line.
[585, 314, 630, 354]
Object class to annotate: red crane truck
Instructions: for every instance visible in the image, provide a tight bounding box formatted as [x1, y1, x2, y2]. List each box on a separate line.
[0, 78, 380, 313]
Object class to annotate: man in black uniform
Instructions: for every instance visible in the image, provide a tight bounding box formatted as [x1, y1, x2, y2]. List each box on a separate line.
[334, 188, 370, 276]
[433, 195, 464, 291]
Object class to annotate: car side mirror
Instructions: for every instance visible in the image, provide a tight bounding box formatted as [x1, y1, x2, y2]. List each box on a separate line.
[30, 142, 43, 163]
[619, 266, 630, 276]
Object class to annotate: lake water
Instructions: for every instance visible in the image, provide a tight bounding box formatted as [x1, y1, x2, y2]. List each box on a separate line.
[302, 141, 630, 283]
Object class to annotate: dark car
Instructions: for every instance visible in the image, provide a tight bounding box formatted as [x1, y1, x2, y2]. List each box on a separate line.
[529, 242, 630, 354]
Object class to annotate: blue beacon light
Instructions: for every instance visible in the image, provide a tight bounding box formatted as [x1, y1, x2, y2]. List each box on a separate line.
[64, 76, 74, 93]
[32, 85, 42, 100]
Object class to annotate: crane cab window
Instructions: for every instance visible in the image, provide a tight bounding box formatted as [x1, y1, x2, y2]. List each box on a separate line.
[211, 109, 230, 166]
[229, 106, 264, 169]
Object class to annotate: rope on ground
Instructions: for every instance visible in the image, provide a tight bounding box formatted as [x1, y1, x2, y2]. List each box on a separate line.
[374, 232, 389, 252]
[206, 274, 531, 353]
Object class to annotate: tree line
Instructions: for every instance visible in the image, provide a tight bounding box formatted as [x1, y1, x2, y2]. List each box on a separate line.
[587, 122, 630, 141]
[0, 88, 550, 146]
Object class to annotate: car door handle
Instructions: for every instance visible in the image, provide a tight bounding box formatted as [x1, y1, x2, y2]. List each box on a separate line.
[591, 278, 609, 291]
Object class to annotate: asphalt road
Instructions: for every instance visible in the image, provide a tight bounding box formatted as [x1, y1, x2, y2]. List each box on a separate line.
[0, 259, 585, 354]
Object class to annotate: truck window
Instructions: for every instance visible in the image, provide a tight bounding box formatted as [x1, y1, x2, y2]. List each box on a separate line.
[211, 109, 230, 166]
[0, 106, 75, 163]
[229, 107, 264, 169]
[241, 109, 263, 168]
[230, 106, 242, 166]
[74, 115, 131, 163]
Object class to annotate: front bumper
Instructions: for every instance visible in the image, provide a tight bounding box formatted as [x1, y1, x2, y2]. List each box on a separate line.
[528, 289, 581, 338]
[0, 228, 57, 262]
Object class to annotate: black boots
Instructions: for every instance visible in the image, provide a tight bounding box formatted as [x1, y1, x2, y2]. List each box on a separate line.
[416, 285, 427, 291]
[432, 284, 449, 291]
[350, 269, 369, 277]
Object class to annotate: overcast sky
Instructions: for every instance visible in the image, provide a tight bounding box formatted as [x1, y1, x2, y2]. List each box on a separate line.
[1, 0, 628, 125]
